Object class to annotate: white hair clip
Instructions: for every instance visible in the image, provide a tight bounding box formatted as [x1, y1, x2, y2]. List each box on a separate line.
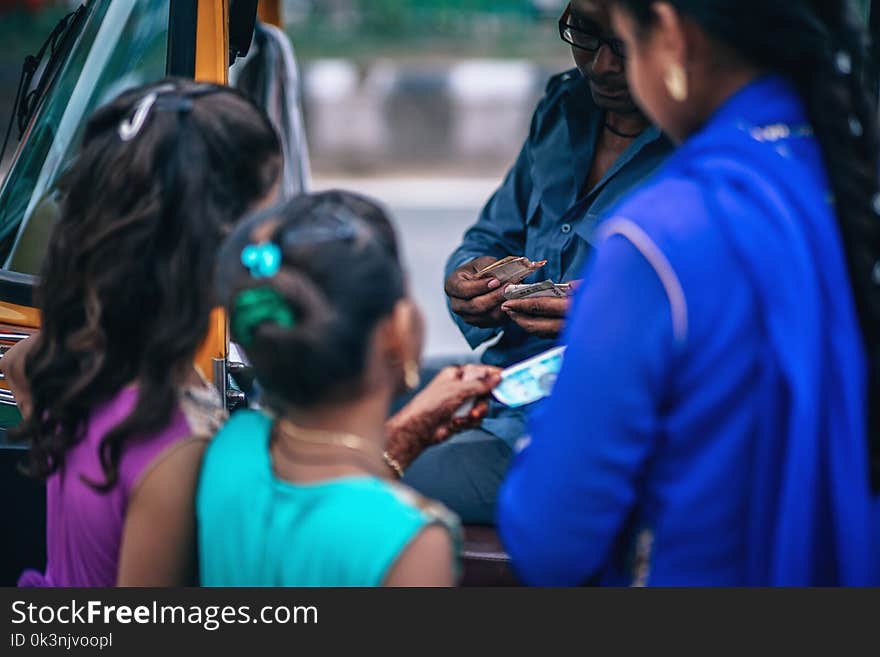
[117, 83, 176, 142]
[118, 92, 159, 142]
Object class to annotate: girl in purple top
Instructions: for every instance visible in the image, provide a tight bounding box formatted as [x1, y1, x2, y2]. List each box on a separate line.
[11, 79, 283, 587]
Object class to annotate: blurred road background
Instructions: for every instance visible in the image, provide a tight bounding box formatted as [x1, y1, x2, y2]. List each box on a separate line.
[0, 0, 578, 357]
[315, 175, 499, 357]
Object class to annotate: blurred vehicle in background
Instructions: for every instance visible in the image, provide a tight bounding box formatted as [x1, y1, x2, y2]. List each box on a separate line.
[529, 0, 562, 16]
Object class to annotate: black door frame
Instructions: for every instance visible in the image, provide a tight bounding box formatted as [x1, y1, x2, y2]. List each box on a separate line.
[166, 0, 198, 78]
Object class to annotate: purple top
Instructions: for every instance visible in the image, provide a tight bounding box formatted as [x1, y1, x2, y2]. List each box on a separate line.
[18, 386, 213, 587]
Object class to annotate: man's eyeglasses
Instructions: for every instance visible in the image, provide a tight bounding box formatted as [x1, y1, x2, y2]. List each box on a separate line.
[558, 5, 627, 59]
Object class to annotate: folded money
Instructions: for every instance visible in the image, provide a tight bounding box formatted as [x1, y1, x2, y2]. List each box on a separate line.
[492, 346, 567, 408]
[475, 256, 548, 285]
[503, 279, 573, 300]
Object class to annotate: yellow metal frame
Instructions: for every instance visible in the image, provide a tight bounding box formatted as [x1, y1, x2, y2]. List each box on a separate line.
[195, 0, 230, 85]
[0, 304, 40, 395]
[193, 0, 231, 381]
[194, 1, 282, 382]
[0, 301, 40, 329]
[258, 0, 282, 27]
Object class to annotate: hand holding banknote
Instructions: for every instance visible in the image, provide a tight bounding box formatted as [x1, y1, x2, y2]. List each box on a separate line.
[445, 256, 546, 329]
[501, 280, 581, 339]
[385, 365, 502, 470]
[503, 280, 573, 301]
[492, 346, 566, 408]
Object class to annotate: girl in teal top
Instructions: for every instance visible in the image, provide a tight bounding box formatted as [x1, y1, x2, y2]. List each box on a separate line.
[200, 409, 460, 586]
[199, 191, 500, 587]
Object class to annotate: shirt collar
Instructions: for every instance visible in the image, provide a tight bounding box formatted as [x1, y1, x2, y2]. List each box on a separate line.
[596, 124, 664, 190]
[561, 72, 667, 199]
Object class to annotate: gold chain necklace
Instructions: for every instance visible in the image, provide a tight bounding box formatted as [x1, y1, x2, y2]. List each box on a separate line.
[273, 418, 385, 471]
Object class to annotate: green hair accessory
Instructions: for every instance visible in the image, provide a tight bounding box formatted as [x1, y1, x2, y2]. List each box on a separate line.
[231, 287, 296, 347]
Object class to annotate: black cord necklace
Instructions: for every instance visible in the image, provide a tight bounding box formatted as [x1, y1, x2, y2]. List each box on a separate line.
[604, 122, 642, 139]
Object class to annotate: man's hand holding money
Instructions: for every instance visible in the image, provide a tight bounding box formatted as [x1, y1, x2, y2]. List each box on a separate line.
[445, 256, 511, 328]
[501, 280, 581, 339]
[445, 256, 549, 329]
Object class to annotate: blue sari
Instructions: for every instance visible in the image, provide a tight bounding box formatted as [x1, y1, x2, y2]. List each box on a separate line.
[498, 76, 876, 586]
[681, 109, 872, 585]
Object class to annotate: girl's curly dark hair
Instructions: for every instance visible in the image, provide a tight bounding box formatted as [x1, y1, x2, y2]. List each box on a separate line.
[11, 78, 282, 490]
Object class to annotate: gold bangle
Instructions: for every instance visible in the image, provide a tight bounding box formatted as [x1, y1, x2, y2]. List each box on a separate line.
[383, 451, 404, 479]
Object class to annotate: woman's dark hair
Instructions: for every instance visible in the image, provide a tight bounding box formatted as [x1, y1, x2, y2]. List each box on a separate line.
[613, 0, 880, 485]
[216, 190, 406, 410]
[13, 78, 282, 489]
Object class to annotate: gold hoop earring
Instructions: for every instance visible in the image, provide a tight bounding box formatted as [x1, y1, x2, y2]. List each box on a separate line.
[664, 64, 688, 102]
[403, 360, 421, 391]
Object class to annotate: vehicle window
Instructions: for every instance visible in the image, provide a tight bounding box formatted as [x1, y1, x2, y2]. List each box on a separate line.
[0, 0, 170, 275]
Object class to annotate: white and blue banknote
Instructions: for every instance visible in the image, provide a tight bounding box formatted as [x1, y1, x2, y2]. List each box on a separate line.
[492, 346, 567, 408]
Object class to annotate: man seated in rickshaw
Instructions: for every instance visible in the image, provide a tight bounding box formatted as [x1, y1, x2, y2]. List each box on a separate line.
[403, 0, 673, 524]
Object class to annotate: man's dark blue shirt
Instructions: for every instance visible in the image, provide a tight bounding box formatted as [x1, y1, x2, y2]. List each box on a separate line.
[445, 69, 673, 442]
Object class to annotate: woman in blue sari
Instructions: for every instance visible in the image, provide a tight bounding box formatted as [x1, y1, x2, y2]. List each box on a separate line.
[498, 0, 880, 585]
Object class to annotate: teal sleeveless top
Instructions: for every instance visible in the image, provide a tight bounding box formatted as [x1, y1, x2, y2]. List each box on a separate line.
[197, 410, 461, 586]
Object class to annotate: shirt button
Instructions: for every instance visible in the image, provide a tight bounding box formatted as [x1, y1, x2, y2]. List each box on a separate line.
[561, 223, 572, 234]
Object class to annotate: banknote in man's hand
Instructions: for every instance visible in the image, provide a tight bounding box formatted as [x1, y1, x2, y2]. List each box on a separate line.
[502, 280, 573, 300]
[475, 256, 548, 285]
